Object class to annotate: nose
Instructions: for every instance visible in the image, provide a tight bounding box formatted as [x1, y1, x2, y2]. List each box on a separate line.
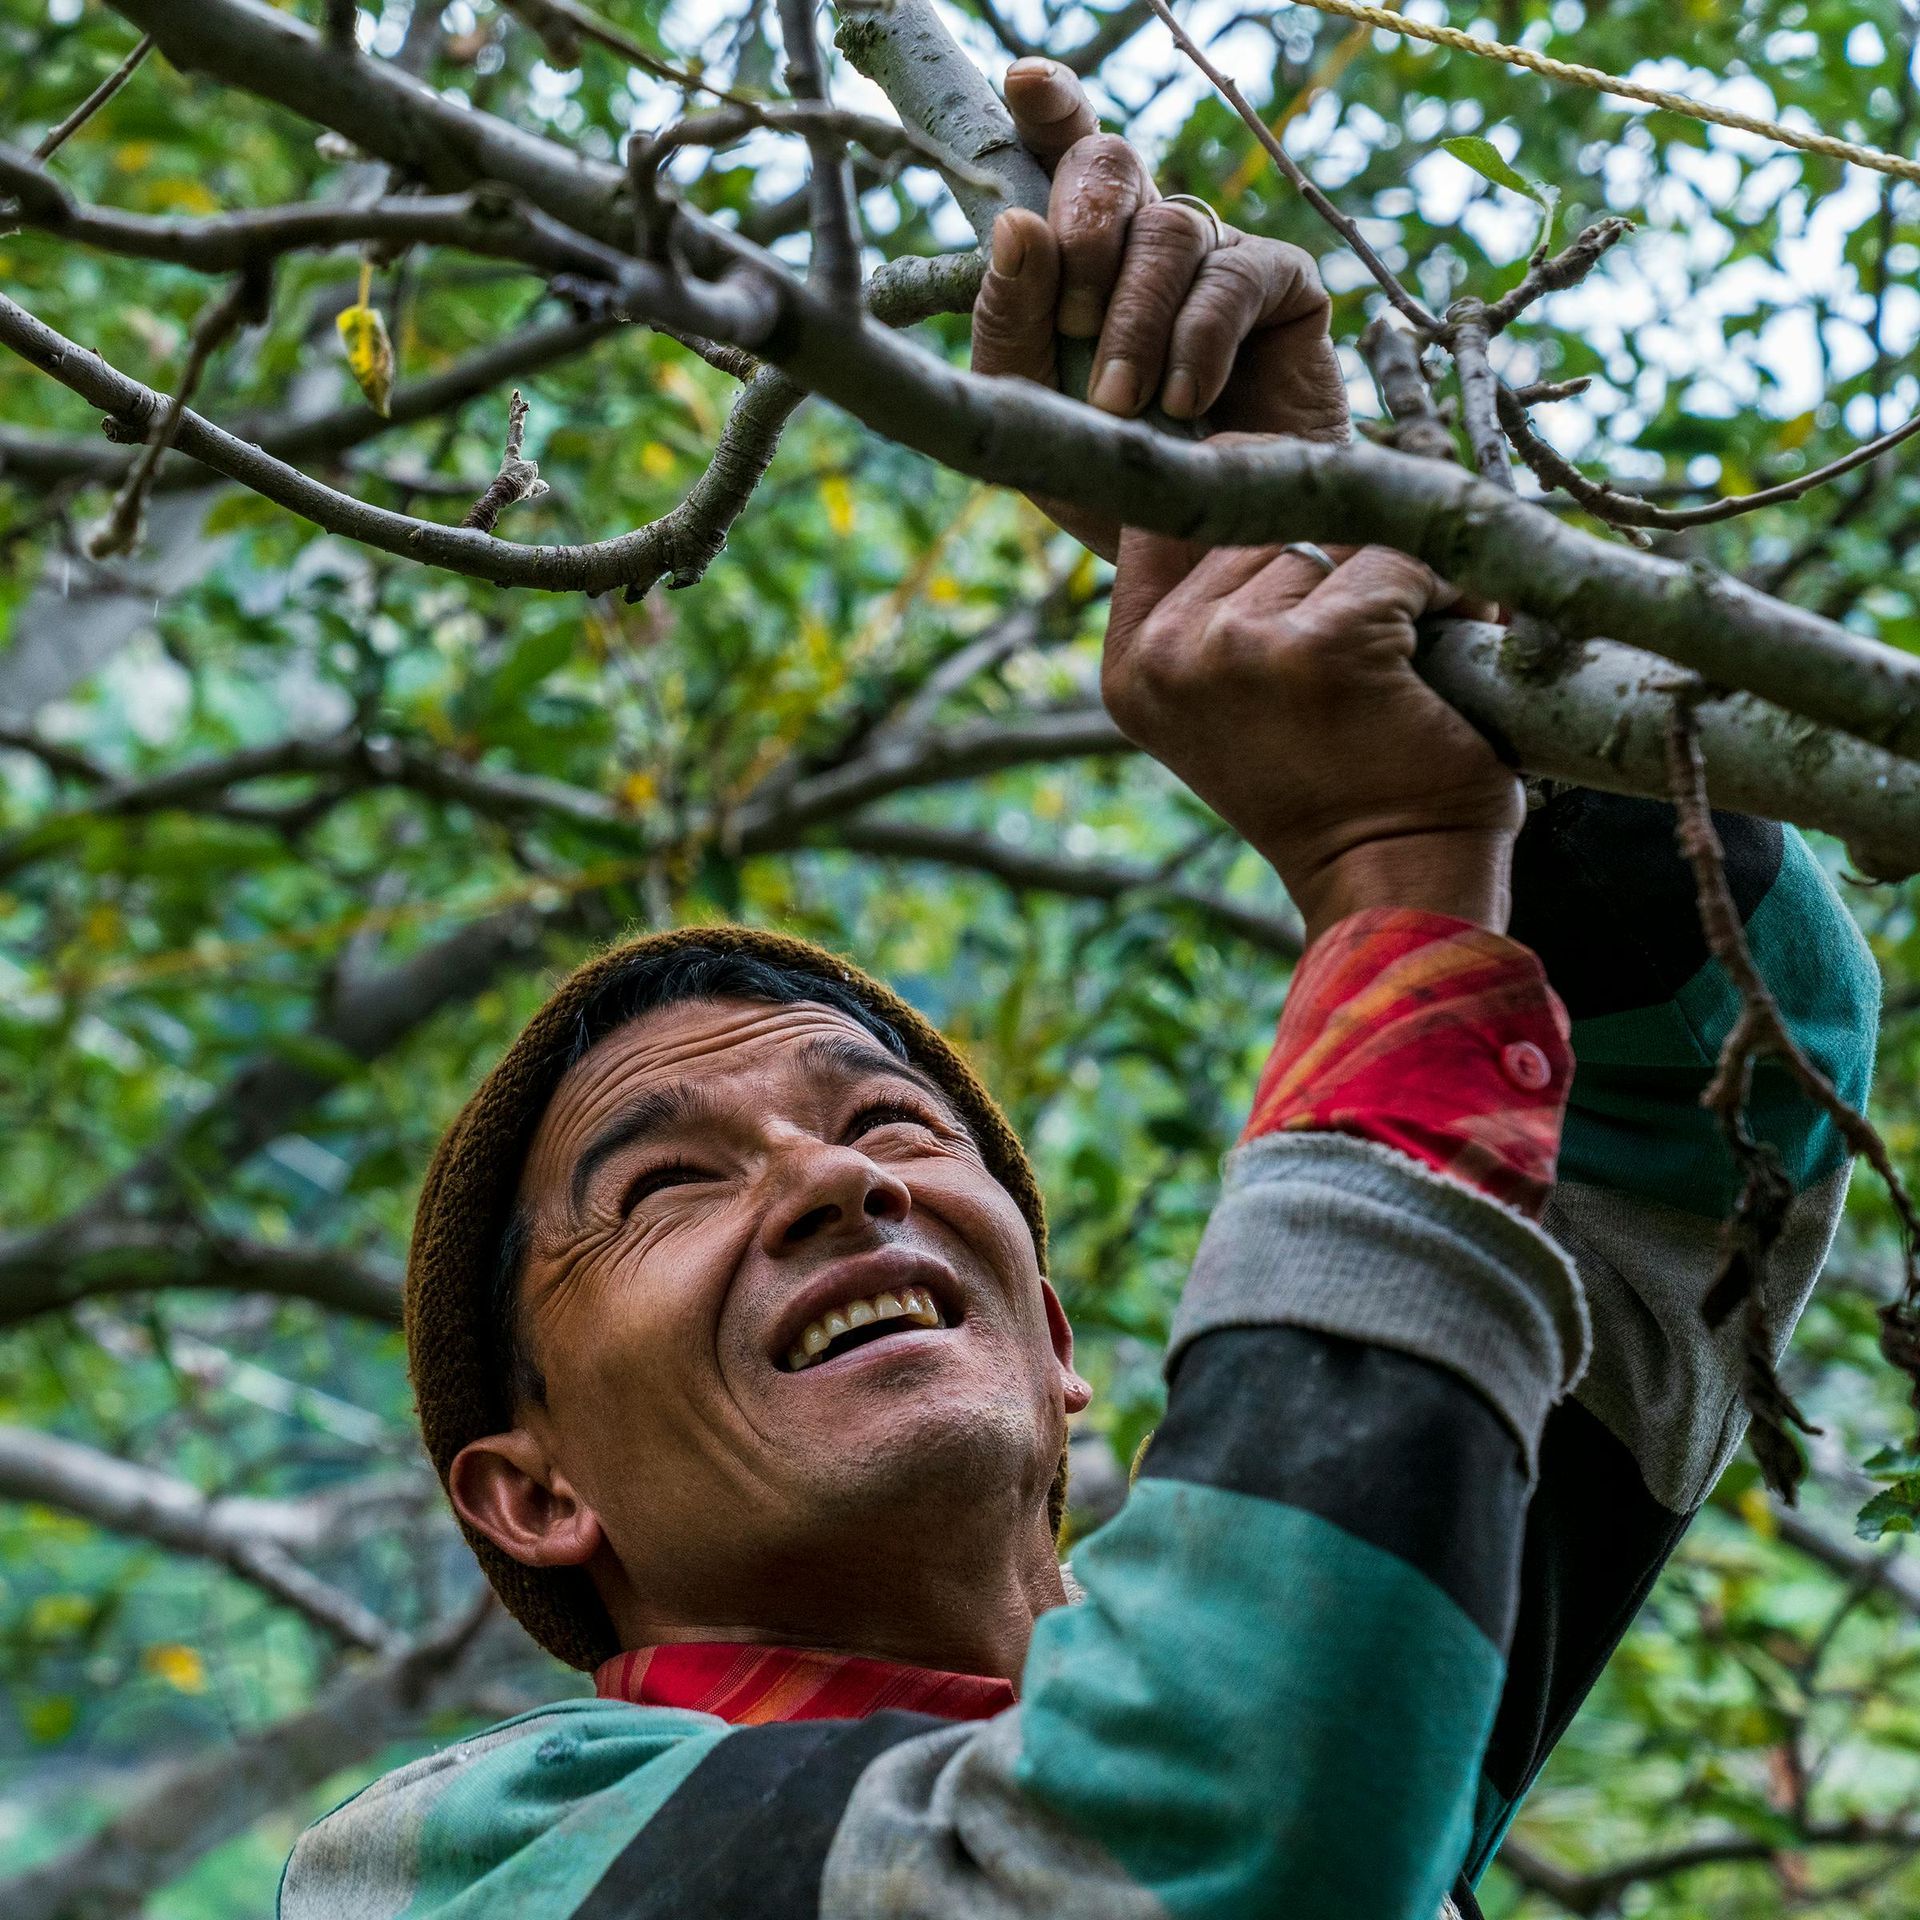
[760, 1140, 911, 1256]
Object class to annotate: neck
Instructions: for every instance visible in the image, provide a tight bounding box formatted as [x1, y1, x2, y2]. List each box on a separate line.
[602, 1506, 1066, 1681]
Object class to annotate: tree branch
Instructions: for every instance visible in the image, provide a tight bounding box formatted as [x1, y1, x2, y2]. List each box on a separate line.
[32, 31, 154, 160]
[0, 1593, 509, 1920]
[778, 0, 865, 300]
[0, 311, 626, 489]
[461, 388, 548, 533]
[824, 815, 1303, 955]
[0, 1426, 401, 1650]
[1499, 381, 1920, 533]
[1139, 0, 1441, 333]
[0, 1218, 404, 1328]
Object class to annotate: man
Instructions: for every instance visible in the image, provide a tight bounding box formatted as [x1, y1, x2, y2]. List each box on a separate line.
[282, 62, 1879, 1920]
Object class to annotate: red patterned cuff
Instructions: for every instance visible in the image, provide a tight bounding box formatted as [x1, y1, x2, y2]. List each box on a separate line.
[1242, 908, 1573, 1218]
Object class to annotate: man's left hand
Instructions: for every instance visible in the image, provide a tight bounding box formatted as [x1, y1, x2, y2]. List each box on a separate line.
[970, 58, 1350, 558]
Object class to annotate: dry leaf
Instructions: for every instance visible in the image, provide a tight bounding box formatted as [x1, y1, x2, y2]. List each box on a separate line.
[336, 301, 394, 417]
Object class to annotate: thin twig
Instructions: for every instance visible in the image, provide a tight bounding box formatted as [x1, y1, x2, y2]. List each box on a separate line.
[1483, 218, 1634, 333]
[1665, 687, 1920, 1497]
[777, 0, 864, 301]
[32, 33, 155, 160]
[88, 267, 271, 560]
[461, 390, 549, 533]
[1501, 384, 1920, 533]
[1140, 0, 1441, 335]
[1509, 375, 1592, 406]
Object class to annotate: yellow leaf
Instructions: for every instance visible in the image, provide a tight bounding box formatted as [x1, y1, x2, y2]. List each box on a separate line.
[112, 140, 156, 172]
[82, 903, 121, 949]
[335, 302, 395, 417]
[1737, 1484, 1777, 1539]
[620, 769, 657, 809]
[142, 1643, 207, 1693]
[640, 441, 677, 479]
[657, 362, 717, 437]
[1776, 410, 1817, 452]
[142, 177, 220, 215]
[926, 573, 960, 605]
[821, 474, 855, 537]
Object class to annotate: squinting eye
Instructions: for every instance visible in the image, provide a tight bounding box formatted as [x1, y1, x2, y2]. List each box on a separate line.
[846, 1101, 937, 1142]
[619, 1162, 711, 1212]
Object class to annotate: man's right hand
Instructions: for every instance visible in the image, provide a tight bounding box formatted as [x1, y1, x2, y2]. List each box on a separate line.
[1102, 532, 1524, 944]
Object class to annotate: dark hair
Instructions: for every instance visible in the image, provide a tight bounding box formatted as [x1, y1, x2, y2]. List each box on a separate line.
[490, 945, 914, 1410]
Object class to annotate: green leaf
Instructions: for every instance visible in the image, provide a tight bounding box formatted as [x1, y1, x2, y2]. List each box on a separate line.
[1441, 135, 1560, 247]
[1855, 1476, 1920, 1541]
[1864, 1439, 1920, 1480]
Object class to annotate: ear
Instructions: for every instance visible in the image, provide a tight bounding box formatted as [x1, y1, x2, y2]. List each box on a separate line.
[1041, 1279, 1092, 1414]
[448, 1428, 605, 1569]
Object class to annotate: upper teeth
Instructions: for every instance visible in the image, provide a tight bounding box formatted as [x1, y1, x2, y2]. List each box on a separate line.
[787, 1288, 942, 1370]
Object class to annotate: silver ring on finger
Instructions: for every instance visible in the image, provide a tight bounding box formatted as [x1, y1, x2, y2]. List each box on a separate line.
[1160, 191, 1225, 249]
[1279, 541, 1338, 577]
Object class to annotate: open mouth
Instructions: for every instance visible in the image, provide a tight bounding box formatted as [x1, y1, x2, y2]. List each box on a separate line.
[783, 1287, 946, 1372]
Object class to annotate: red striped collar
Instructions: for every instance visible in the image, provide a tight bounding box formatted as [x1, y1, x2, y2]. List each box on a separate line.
[594, 1642, 1016, 1724]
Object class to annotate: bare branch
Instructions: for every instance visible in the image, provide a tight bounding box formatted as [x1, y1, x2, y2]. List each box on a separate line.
[1498, 1819, 1920, 1916]
[1442, 297, 1511, 488]
[1666, 688, 1920, 1494]
[0, 722, 112, 785]
[0, 1218, 404, 1328]
[779, 0, 864, 300]
[0, 145, 640, 279]
[1357, 317, 1456, 461]
[826, 816, 1303, 956]
[31, 32, 155, 160]
[1139, 0, 1441, 334]
[0, 1426, 401, 1649]
[89, 266, 271, 559]
[1483, 217, 1634, 333]
[1500, 381, 1920, 533]
[0, 312, 626, 489]
[461, 389, 549, 533]
[0, 1593, 509, 1920]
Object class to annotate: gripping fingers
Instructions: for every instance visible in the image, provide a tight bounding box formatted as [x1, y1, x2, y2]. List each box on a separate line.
[971, 209, 1064, 385]
[1087, 201, 1214, 417]
[1164, 239, 1329, 420]
[1047, 132, 1155, 339]
[1002, 58, 1101, 166]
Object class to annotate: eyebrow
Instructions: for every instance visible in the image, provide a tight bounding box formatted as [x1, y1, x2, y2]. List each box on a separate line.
[788, 1033, 954, 1111]
[567, 1081, 725, 1223]
[564, 1035, 956, 1222]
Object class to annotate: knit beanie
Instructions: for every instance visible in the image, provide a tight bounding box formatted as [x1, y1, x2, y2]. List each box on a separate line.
[406, 923, 1058, 1670]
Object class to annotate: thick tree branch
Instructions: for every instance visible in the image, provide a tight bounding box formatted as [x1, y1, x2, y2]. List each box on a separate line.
[0, 1426, 400, 1650]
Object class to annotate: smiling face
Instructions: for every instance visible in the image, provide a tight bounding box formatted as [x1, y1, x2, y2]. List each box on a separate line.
[446, 995, 1087, 1675]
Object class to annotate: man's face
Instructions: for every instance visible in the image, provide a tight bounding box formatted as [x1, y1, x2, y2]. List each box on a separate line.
[455, 996, 1083, 1645]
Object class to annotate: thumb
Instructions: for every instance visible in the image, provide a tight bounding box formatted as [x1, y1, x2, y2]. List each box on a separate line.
[971, 209, 1062, 386]
[1109, 525, 1215, 643]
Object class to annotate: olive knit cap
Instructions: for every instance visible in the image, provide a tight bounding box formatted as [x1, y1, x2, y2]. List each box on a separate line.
[406, 923, 1057, 1671]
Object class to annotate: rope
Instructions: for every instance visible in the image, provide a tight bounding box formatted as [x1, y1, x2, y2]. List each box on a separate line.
[1280, 0, 1920, 185]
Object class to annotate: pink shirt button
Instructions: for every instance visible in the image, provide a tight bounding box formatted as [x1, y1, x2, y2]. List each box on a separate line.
[1501, 1040, 1553, 1092]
